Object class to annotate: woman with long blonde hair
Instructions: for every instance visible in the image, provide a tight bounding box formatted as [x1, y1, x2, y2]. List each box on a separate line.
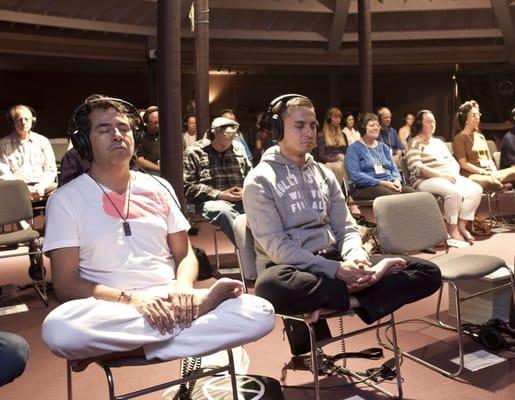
[317, 107, 348, 185]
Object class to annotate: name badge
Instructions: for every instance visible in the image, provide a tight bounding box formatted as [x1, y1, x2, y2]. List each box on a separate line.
[374, 163, 385, 175]
[479, 159, 492, 168]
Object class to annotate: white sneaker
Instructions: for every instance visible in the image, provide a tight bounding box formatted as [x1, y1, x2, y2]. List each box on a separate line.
[447, 238, 471, 248]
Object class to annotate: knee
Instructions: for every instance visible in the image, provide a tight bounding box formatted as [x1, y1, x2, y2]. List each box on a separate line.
[0, 333, 29, 386]
[236, 295, 275, 339]
[41, 313, 85, 357]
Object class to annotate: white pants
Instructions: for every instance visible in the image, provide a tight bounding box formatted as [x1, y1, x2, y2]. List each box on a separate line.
[42, 291, 275, 361]
[417, 176, 482, 224]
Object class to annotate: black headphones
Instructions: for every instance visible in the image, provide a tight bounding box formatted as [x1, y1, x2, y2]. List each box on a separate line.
[463, 319, 515, 351]
[143, 106, 158, 126]
[265, 93, 310, 142]
[68, 97, 140, 162]
[411, 110, 432, 136]
[456, 100, 479, 130]
[7, 105, 37, 130]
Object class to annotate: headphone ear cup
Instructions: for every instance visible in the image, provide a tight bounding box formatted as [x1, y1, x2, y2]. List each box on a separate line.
[266, 113, 284, 142]
[479, 326, 504, 350]
[70, 128, 93, 162]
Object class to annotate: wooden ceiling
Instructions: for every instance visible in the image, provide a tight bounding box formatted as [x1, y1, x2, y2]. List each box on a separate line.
[0, 0, 514, 72]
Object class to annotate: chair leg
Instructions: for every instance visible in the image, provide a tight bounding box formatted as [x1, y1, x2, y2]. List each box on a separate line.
[388, 314, 403, 399]
[212, 225, 220, 271]
[306, 322, 321, 400]
[66, 360, 73, 400]
[226, 349, 239, 400]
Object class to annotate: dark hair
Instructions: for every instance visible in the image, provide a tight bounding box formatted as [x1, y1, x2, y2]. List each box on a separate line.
[220, 108, 236, 118]
[357, 112, 379, 136]
[403, 112, 415, 123]
[411, 110, 433, 137]
[456, 100, 479, 131]
[73, 95, 139, 137]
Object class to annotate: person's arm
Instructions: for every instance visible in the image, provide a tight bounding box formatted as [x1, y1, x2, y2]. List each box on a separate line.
[322, 166, 368, 262]
[382, 144, 401, 181]
[243, 167, 341, 278]
[166, 231, 199, 327]
[135, 156, 160, 172]
[344, 144, 380, 187]
[183, 147, 222, 202]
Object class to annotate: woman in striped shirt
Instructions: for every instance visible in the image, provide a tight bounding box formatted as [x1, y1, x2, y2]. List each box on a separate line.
[406, 110, 482, 243]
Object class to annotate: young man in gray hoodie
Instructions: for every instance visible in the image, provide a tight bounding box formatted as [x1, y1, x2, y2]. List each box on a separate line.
[243, 94, 441, 352]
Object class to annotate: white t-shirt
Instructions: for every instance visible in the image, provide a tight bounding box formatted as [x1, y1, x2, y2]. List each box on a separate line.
[43, 171, 190, 290]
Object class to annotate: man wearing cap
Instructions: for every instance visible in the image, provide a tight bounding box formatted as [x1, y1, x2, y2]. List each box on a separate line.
[183, 117, 251, 244]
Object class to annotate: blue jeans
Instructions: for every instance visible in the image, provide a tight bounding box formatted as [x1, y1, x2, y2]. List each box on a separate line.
[0, 332, 30, 387]
[201, 200, 244, 244]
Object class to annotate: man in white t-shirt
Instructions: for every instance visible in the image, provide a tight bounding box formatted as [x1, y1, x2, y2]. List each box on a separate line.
[41, 96, 274, 371]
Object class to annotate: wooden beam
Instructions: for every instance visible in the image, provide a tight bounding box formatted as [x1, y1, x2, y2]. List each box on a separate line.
[350, 0, 493, 13]
[0, 9, 155, 35]
[490, 0, 515, 63]
[208, 0, 332, 13]
[0, 31, 145, 61]
[328, 0, 350, 53]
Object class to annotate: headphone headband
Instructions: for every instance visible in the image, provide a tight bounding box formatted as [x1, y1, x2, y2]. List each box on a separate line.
[265, 94, 311, 142]
[68, 96, 139, 161]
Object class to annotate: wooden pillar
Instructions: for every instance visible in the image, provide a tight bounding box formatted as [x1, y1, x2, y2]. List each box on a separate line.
[194, 0, 210, 137]
[358, 0, 373, 112]
[157, 0, 184, 208]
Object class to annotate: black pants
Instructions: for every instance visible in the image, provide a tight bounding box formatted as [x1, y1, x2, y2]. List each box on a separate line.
[350, 184, 415, 201]
[255, 255, 441, 325]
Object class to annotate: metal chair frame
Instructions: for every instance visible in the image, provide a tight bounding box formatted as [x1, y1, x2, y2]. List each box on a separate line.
[0, 180, 48, 305]
[373, 192, 515, 377]
[233, 214, 403, 400]
[66, 349, 238, 400]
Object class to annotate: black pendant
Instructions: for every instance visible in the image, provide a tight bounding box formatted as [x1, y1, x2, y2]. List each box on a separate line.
[123, 221, 132, 236]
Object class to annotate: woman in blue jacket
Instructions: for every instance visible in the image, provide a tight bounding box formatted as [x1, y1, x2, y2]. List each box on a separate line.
[345, 113, 414, 200]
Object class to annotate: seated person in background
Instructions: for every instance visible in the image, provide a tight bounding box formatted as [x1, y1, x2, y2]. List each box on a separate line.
[317, 107, 348, 185]
[377, 106, 405, 165]
[135, 106, 160, 174]
[501, 107, 515, 169]
[0, 332, 29, 387]
[407, 110, 482, 243]
[0, 104, 57, 198]
[398, 112, 415, 148]
[182, 115, 197, 149]
[345, 112, 414, 200]
[41, 96, 274, 371]
[183, 117, 251, 244]
[252, 111, 274, 165]
[343, 112, 360, 144]
[58, 147, 91, 186]
[243, 94, 441, 353]
[220, 109, 253, 165]
[453, 100, 515, 191]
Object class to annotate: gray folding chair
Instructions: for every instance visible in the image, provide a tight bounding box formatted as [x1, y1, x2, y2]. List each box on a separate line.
[373, 191, 515, 377]
[66, 349, 239, 400]
[0, 180, 47, 305]
[233, 214, 403, 400]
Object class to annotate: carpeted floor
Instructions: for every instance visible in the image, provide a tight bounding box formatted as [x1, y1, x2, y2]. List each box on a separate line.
[0, 193, 514, 400]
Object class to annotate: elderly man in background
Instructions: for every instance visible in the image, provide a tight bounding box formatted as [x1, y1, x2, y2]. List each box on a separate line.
[0, 104, 57, 198]
[184, 117, 251, 244]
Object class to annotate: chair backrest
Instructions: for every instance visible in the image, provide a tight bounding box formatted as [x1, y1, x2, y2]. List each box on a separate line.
[444, 141, 454, 155]
[373, 192, 448, 254]
[233, 214, 261, 280]
[492, 151, 501, 169]
[49, 138, 70, 165]
[486, 140, 497, 158]
[0, 180, 34, 225]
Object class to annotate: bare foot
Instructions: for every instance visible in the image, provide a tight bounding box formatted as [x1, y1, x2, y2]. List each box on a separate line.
[71, 359, 92, 372]
[304, 308, 340, 324]
[368, 257, 406, 284]
[349, 204, 361, 216]
[198, 278, 244, 316]
[459, 229, 475, 242]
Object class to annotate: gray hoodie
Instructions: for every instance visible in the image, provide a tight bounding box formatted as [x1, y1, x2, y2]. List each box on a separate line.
[243, 145, 367, 279]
